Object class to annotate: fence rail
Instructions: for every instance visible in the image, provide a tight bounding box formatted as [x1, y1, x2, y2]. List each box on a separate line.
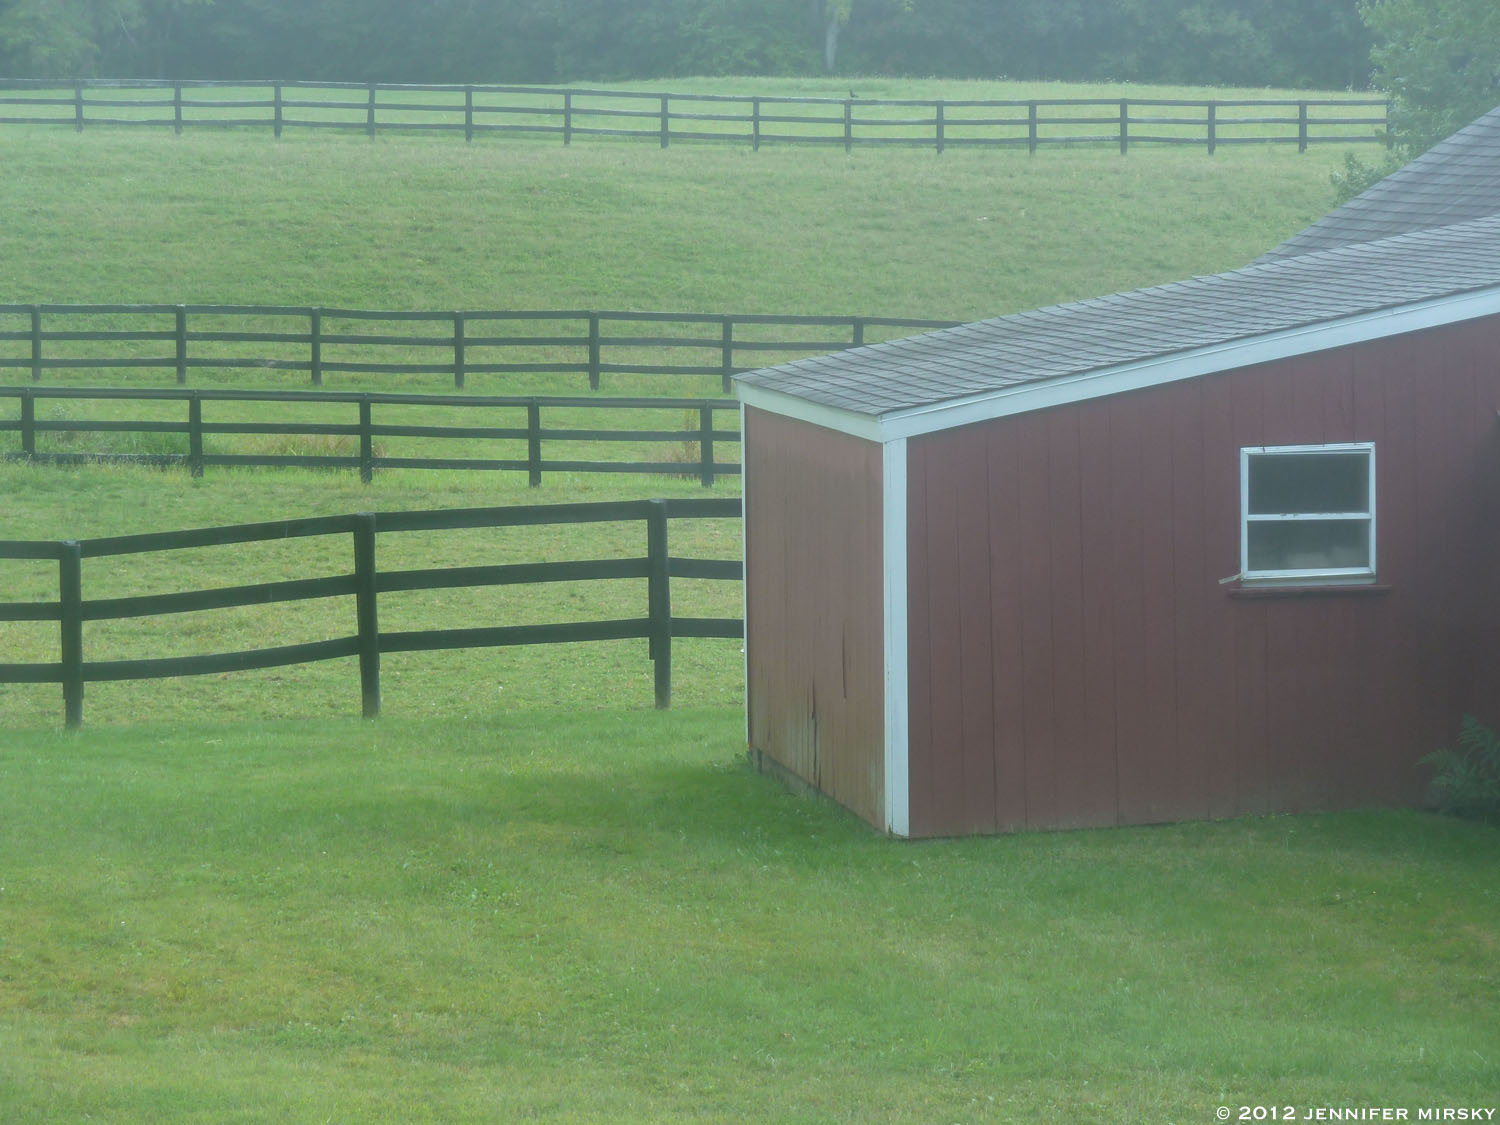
[0, 386, 741, 485]
[0, 497, 743, 727]
[0, 80, 1391, 153]
[0, 304, 958, 393]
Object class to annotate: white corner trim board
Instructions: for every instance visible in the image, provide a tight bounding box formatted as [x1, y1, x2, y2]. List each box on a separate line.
[882, 437, 910, 838]
[739, 400, 751, 747]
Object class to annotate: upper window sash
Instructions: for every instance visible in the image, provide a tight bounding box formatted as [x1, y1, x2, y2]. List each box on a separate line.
[1239, 442, 1376, 583]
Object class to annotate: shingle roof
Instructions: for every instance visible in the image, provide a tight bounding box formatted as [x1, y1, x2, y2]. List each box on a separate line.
[1256, 104, 1500, 263]
[736, 104, 1500, 422]
[734, 214, 1500, 418]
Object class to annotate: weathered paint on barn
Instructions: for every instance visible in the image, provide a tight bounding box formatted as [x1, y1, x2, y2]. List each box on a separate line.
[903, 315, 1500, 835]
[743, 407, 886, 826]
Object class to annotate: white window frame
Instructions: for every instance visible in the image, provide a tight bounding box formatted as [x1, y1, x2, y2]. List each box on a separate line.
[1239, 442, 1376, 585]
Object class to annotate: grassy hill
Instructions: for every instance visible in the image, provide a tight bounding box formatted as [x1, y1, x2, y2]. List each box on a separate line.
[1, 124, 1347, 322]
[3, 87, 1495, 1124]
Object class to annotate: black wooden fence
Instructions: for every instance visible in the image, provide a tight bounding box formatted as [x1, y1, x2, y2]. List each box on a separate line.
[0, 386, 741, 485]
[0, 80, 1391, 153]
[0, 497, 743, 727]
[0, 304, 957, 393]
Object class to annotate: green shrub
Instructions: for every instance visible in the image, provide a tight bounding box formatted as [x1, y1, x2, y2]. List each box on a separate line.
[1420, 715, 1500, 823]
[1329, 150, 1403, 206]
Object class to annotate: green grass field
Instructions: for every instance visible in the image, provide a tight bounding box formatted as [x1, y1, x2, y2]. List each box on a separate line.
[2, 82, 1495, 1122]
[2, 714, 1497, 1121]
[0, 115, 1346, 321]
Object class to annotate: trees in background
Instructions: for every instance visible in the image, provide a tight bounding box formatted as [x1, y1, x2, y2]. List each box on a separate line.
[833, 0, 1371, 88]
[1361, 0, 1500, 153]
[0, 0, 1376, 89]
[0, 0, 213, 76]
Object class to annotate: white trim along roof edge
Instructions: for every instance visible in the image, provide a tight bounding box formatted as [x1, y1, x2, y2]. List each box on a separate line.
[736, 284, 1500, 445]
[736, 382, 883, 442]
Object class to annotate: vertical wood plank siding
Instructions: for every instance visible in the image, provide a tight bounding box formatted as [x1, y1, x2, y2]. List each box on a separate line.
[744, 407, 885, 827]
[904, 314, 1500, 835]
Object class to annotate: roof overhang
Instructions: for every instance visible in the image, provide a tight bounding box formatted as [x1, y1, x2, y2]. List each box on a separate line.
[737, 283, 1500, 445]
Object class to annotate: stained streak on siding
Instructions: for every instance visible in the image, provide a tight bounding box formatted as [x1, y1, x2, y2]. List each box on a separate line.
[744, 407, 885, 828]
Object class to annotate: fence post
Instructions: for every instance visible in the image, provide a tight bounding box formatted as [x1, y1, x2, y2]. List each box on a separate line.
[174, 83, 183, 135]
[698, 405, 714, 488]
[175, 305, 188, 385]
[464, 85, 474, 142]
[74, 82, 84, 132]
[353, 513, 381, 718]
[30, 305, 42, 382]
[587, 312, 601, 391]
[273, 84, 283, 138]
[1298, 101, 1309, 154]
[844, 99, 853, 153]
[563, 91, 572, 145]
[359, 397, 374, 483]
[1028, 101, 1038, 155]
[1119, 99, 1129, 155]
[453, 312, 466, 390]
[367, 84, 377, 139]
[1207, 101, 1217, 156]
[59, 540, 84, 729]
[720, 317, 734, 393]
[188, 393, 204, 478]
[935, 100, 944, 154]
[660, 94, 670, 148]
[752, 96, 761, 151]
[310, 308, 323, 386]
[20, 390, 35, 457]
[646, 499, 671, 709]
[526, 399, 542, 486]
[852, 317, 866, 348]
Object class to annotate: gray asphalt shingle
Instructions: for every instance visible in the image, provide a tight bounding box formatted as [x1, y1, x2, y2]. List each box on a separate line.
[735, 214, 1500, 417]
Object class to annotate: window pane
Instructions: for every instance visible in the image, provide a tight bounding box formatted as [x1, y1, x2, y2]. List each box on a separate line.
[1248, 453, 1369, 515]
[1246, 519, 1371, 572]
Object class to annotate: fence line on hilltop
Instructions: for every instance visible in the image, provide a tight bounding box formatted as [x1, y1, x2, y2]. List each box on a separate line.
[0, 79, 1391, 153]
[0, 386, 743, 486]
[0, 497, 744, 727]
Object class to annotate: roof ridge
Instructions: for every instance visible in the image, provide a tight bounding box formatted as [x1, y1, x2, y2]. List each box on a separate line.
[1254, 102, 1500, 263]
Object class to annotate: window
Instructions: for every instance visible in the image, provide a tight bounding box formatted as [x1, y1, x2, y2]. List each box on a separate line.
[1240, 443, 1375, 584]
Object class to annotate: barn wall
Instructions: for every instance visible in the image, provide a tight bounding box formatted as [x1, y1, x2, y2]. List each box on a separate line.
[905, 314, 1500, 836]
[744, 407, 886, 828]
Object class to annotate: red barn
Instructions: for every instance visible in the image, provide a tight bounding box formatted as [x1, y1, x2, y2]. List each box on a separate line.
[735, 106, 1500, 837]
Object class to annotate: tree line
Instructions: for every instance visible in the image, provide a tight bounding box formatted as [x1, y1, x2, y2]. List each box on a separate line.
[0, 0, 1374, 90]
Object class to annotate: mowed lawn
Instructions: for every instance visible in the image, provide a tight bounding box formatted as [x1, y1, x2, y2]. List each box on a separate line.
[1, 712, 1497, 1122]
[2, 85, 1496, 1121]
[0, 113, 1348, 323]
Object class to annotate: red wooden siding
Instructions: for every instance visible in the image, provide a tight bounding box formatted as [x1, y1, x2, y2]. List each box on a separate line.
[744, 407, 886, 827]
[904, 314, 1500, 836]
